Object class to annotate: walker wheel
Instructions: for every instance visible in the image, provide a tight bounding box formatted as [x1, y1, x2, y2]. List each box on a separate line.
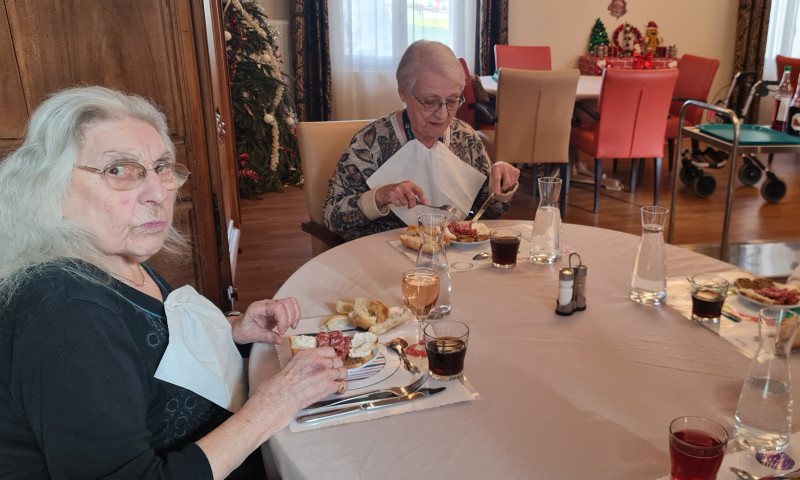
[738, 163, 762, 186]
[679, 164, 701, 186]
[692, 173, 717, 198]
[760, 177, 786, 203]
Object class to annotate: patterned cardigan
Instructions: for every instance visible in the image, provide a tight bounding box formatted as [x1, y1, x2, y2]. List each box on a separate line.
[322, 112, 509, 240]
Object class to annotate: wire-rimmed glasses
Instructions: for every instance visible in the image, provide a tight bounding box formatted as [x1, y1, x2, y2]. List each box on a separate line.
[76, 161, 191, 191]
[411, 89, 465, 112]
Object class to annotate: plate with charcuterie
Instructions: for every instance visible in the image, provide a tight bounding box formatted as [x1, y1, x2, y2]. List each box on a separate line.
[733, 277, 800, 308]
[281, 297, 414, 389]
[398, 221, 490, 251]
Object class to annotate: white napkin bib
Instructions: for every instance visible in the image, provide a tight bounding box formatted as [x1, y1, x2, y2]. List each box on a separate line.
[155, 285, 247, 412]
[366, 139, 486, 226]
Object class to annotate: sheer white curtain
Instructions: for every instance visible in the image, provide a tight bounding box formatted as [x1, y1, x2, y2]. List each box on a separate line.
[329, 0, 477, 120]
[763, 0, 800, 80]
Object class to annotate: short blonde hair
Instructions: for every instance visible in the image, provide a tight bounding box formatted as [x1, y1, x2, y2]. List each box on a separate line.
[396, 40, 465, 92]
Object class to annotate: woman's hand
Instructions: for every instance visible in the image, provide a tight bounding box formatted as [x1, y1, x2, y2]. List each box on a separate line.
[490, 161, 520, 194]
[375, 181, 427, 209]
[230, 297, 301, 345]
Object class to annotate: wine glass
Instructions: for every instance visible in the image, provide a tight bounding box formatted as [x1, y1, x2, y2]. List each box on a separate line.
[401, 267, 440, 357]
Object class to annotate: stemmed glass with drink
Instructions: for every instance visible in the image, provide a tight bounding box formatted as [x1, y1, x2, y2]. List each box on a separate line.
[402, 267, 440, 356]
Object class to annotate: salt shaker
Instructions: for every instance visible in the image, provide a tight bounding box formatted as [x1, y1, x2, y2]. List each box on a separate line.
[556, 267, 575, 316]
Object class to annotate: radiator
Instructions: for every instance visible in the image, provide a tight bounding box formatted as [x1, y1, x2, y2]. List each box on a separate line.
[266, 20, 292, 75]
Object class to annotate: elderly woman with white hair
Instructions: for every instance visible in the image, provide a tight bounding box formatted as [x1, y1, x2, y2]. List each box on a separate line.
[0, 86, 348, 479]
[324, 40, 520, 240]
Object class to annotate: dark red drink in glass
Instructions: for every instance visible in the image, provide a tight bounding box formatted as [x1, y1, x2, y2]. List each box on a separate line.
[669, 425, 727, 480]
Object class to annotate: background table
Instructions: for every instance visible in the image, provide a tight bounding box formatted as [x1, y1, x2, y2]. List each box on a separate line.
[249, 221, 799, 479]
[479, 75, 601, 100]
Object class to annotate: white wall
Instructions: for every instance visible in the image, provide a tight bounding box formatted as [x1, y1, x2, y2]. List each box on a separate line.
[508, 0, 739, 108]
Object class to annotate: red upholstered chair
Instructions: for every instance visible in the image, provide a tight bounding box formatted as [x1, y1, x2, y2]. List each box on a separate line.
[455, 58, 496, 130]
[570, 68, 679, 213]
[776, 55, 800, 91]
[664, 54, 719, 170]
[493, 45, 551, 71]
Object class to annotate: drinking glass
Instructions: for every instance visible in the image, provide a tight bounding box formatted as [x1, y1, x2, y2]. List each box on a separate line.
[423, 320, 469, 380]
[688, 274, 729, 323]
[490, 228, 521, 268]
[669, 416, 728, 480]
[402, 267, 440, 357]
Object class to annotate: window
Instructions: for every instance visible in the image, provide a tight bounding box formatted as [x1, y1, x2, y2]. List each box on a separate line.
[329, 0, 476, 120]
[763, 0, 800, 79]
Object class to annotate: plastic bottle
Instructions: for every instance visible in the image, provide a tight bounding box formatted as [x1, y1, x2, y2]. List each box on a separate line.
[733, 307, 800, 452]
[786, 81, 800, 137]
[771, 66, 793, 132]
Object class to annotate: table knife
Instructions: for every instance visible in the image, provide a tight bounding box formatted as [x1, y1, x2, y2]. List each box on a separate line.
[304, 387, 440, 411]
[296, 387, 445, 424]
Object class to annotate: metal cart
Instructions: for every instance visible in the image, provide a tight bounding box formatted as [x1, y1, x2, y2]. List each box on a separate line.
[667, 100, 800, 261]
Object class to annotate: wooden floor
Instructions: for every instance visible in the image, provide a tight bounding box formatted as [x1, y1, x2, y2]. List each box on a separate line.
[234, 150, 800, 308]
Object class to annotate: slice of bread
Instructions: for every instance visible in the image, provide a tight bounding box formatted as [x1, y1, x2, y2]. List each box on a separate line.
[320, 314, 354, 331]
[400, 225, 452, 252]
[335, 300, 354, 315]
[289, 334, 317, 355]
[368, 306, 412, 335]
[344, 331, 378, 369]
[735, 277, 780, 305]
[350, 297, 376, 330]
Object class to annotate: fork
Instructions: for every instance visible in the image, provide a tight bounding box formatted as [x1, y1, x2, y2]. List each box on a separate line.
[304, 371, 431, 410]
[429, 204, 464, 221]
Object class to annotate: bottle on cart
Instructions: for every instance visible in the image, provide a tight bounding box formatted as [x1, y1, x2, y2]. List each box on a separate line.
[786, 81, 800, 137]
[771, 66, 793, 132]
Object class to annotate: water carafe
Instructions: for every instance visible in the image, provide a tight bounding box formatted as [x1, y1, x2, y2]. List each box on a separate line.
[529, 177, 562, 264]
[628, 206, 668, 305]
[416, 213, 451, 318]
[733, 307, 800, 452]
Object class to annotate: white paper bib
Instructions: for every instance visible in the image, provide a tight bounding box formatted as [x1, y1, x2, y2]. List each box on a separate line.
[155, 285, 247, 412]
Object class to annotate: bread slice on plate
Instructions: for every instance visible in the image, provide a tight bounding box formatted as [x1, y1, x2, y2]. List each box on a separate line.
[320, 314, 354, 331]
[343, 331, 378, 369]
[289, 334, 317, 355]
[369, 306, 412, 335]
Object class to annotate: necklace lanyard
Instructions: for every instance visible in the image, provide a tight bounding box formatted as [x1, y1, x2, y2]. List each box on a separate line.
[402, 109, 444, 144]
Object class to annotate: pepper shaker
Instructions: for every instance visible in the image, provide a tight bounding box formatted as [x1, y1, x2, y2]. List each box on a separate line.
[574, 264, 587, 311]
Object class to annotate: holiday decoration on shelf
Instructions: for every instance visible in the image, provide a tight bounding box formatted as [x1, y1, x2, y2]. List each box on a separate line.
[608, 0, 627, 19]
[588, 18, 610, 54]
[632, 52, 654, 69]
[613, 23, 643, 55]
[225, 0, 302, 199]
[643, 21, 663, 55]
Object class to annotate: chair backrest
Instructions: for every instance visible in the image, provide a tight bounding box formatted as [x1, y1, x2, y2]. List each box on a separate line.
[776, 54, 800, 91]
[456, 57, 477, 124]
[493, 68, 579, 165]
[297, 120, 370, 224]
[594, 68, 679, 158]
[494, 45, 551, 71]
[669, 54, 719, 125]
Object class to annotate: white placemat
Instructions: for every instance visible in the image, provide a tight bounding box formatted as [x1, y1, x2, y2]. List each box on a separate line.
[277, 317, 479, 432]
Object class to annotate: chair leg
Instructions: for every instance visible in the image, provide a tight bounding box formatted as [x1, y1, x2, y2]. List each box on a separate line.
[653, 157, 662, 206]
[667, 139, 675, 171]
[612, 159, 618, 172]
[594, 158, 602, 213]
[637, 158, 645, 187]
[532, 164, 539, 197]
[560, 163, 569, 218]
[630, 159, 639, 193]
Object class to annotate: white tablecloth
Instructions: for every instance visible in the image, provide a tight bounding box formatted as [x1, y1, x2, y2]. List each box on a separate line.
[249, 221, 800, 480]
[479, 74, 602, 100]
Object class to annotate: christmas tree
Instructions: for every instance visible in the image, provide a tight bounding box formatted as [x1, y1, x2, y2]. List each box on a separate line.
[224, 0, 302, 199]
[588, 18, 610, 53]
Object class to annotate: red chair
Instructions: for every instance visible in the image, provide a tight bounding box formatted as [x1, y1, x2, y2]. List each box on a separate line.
[664, 54, 719, 170]
[570, 68, 679, 213]
[456, 58, 496, 130]
[494, 45, 551, 71]
[776, 54, 800, 91]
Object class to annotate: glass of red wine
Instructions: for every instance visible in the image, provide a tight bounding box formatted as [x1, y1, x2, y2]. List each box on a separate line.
[669, 416, 728, 480]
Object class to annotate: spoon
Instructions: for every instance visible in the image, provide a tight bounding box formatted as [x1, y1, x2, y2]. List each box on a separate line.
[731, 466, 800, 479]
[385, 338, 421, 373]
[472, 252, 489, 260]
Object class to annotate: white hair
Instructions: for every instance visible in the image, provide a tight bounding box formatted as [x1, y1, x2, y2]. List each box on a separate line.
[396, 40, 465, 92]
[0, 86, 187, 305]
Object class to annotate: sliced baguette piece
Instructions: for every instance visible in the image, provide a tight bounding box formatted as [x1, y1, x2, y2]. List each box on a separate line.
[370, 300, 389, 325]
[369, 306, 413, 335]
[350, 296, 376, 330]
[289, 335, 317, 355]
[738, 287, 780, 305]
[335, 300, 354, 315]
[320, 314, 354, 332]
[344, 331, 378, 369]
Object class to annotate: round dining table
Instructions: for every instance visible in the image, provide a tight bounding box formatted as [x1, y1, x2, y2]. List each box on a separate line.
[248, 221, 799, 480]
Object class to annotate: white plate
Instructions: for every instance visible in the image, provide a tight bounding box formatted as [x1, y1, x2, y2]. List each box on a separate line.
[449, 239, 489, 249]
[737, 293, 799, 309]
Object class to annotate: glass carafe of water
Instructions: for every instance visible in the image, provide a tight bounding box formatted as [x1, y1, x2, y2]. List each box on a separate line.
[733, 307, 800, 452]
[416, 213, 451, 319]
[529, 177, 562, 264]
[628, 206, 668, 305]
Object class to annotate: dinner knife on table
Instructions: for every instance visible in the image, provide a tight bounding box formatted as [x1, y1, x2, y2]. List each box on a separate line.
[296, 387, 446, 424]
[304, 386, 439, 411]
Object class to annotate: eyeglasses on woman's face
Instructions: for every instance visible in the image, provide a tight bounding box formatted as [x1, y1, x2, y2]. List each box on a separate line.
[411, 88, 465, 112]
[76, 161, 190, 191]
